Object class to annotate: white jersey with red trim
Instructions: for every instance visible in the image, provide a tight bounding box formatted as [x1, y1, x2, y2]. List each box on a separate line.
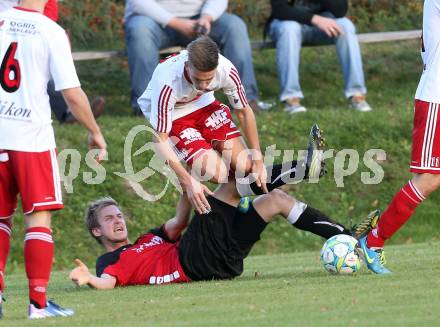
[0, 7, 80, 152]
[415, 0, 440, 103]
[138, 50, 248, 133]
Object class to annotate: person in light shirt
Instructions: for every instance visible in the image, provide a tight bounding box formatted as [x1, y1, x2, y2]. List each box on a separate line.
[0, 0, 107, 319]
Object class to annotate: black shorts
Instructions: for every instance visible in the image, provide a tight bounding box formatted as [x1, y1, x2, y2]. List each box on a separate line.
[178, 196, 267, 281]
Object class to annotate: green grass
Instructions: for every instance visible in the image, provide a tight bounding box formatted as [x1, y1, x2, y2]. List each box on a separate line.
[6, 39, 440, 271]
[2, 241, 440, 326]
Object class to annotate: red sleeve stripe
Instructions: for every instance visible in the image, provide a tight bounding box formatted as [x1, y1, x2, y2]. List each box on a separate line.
[162, 86, 172, 132]
[229, 69, 248, 107]
[230, 68, 248, 101]
[157, 85, 172, 132]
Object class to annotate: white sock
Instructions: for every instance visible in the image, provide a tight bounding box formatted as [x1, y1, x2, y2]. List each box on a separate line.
[236, 178, 256, 197]
[287, 201, 307, 224]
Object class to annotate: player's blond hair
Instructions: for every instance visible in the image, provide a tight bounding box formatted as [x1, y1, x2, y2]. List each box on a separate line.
[85, 197, 119, 244]
[187, 36, 219, 72]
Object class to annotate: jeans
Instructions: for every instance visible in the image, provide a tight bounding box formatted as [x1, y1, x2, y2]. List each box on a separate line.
[269, 14, 367, 101]
[125, 12, 259, 112]
[47, 80, 69, 123]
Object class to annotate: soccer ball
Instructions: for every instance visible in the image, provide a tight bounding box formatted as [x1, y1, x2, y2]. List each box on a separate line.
[320, 234, 361, 274]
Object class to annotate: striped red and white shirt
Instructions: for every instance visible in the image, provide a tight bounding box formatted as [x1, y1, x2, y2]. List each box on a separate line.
[138, 50, 248, 133]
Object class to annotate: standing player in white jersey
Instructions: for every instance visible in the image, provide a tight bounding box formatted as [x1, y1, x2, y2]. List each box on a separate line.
[138, 36, 268, 214]
[0, 0, 107, 319]
[359, 0, 440, 274]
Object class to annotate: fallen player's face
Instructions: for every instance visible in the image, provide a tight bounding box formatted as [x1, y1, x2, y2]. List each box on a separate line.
[96, 205, 128, 243]
[188, 65, 216, 92]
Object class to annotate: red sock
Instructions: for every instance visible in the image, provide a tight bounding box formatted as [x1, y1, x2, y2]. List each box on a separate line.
[367, 180, 425, 248]
[24, 227, 54, 309]
[0, 219, 12, 293]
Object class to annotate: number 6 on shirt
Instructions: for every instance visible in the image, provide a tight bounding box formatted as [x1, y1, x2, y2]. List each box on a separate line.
[0, 42, 21, 93]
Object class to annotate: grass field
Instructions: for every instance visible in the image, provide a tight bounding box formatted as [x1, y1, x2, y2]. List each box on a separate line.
[4, 39, 440, 325]
[2, 241, 440, 326]
[5, 39, 440, 271]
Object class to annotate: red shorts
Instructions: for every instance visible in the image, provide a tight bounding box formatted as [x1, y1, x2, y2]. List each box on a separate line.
[410, 100, 440, 174]
[0, 149, 63, 218]
[169, 100, 241, 164]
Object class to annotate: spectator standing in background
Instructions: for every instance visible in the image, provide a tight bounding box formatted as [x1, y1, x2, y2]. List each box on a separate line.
[268, 0, 371, 114]
[124, 0, 271, 115]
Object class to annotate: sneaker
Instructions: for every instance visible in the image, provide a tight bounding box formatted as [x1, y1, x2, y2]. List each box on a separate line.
[284, 103, 307, 114]
[248, 99, 273, 112]
[349, 96, 372, 112]
[304, 123, 326, 179]
[359, 236, 391, 274]
[28, 300, 74, 319]
[350, 209, 380, 240]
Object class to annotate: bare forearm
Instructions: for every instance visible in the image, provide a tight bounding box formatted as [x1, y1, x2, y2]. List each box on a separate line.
[236, 106, 262, 154]
[62, 87, 101, 134]
[154, 133, 192, 184]
[87, 275, 116, 290]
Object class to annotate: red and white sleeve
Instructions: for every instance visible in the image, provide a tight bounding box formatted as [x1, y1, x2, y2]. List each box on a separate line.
[149, 84, 176, 133]
[223, 66, 248, 110]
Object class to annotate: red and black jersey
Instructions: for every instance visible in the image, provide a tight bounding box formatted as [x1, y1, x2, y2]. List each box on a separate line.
[95, 226, 190, 286]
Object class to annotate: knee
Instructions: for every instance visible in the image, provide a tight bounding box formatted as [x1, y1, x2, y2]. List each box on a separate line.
[217, 14, 249, 43]
[271, 20, 301, 41]
[193, 155, 229, 184]
[267, 189, 290, 206]
[423, 174, 440, 194]
[336, 17, 356, 35]
[125, 16, 158, 45]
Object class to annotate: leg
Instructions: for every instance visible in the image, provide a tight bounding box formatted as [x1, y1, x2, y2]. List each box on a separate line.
[0, 150, 18, 299]
[9, 149, 72, 316]
[0, 217, 12, 295]
[190, 148, 229, 184]
[24, 211, 53, 309]
[230, 188, 349, 258]
[361, 100, 440, 274]
[252, 189, 350, 238]
[124, 15, 172, 113]
[333, 17, 366, 98]
[214, 136, 252, 178]
[367, 173, 439, 249]
[367, 100, 440, 248]
[210, 13, 259, 101]
[269, 19, 304, 101]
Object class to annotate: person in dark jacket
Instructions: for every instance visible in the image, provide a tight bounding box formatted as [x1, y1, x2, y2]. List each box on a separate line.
[268, 0, 371, 113]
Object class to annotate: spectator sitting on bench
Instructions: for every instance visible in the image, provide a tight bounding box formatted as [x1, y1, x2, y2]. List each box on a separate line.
[124, 0, 272, 114]
[267, 0, 372, 113]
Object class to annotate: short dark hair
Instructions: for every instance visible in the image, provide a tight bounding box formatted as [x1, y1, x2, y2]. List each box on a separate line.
[187, 36, 219, 72]
[85, 197, 119, 244]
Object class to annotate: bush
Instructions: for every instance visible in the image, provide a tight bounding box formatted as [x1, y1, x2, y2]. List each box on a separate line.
[58, 0, 125, 50]
[59, 0, 422, 50]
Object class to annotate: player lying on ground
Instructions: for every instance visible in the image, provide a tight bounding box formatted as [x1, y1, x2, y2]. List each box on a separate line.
[358, 0, 440, 274]
[69, 182, 376, 289]
[139, 36, 271, 214]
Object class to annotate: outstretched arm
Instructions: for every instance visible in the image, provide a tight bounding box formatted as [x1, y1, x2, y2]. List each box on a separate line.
[163, 193, 192, 241]
[69, 259, 116, 290]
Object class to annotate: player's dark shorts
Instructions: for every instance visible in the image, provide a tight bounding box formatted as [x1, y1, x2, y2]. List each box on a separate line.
[178, 196, 267, 281]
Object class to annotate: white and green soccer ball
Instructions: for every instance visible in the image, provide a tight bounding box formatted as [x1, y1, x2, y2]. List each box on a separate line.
[320, 234, 361, 274]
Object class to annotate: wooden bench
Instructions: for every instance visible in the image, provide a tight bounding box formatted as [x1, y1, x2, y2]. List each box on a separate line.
[72, 29, 421, 61]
